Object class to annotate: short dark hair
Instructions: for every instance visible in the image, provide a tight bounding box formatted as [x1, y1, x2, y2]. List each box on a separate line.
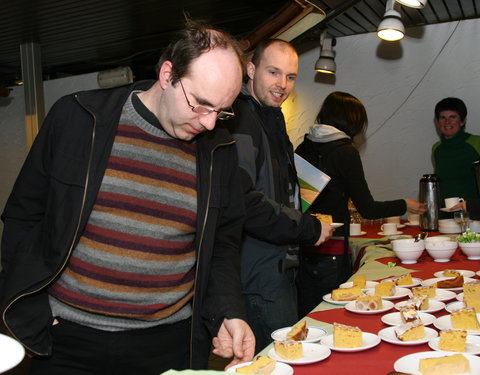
[250, 39, 297, 67]
[156, 20, 245, 85]
[316, 91, 368, 137]
[435, 97, 467, 121]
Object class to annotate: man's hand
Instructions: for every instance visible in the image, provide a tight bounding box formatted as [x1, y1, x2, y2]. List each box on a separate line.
[405, 199, 427, 214]
[314, 221, 334, 246]
[212, 318, 255, 369]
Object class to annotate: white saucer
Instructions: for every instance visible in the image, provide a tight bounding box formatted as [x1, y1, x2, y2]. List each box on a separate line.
[271, 326, 327, 343]
[349, 231, 367, 236]
[377, 326, 438, 345]
[268, 343, 331, 365]
[422, 277, 476, 292]
[364, 287, 411, 300]
[331, 222, 344, 228]
[440, 207, 461, 212]
[394, 351, 480, 374]
[0, 334, 25, 373]
[434, 314, 480, 335]
[320, 332, 380, 352]
[378, 231, 403, 236]
[227, 361, 293, 375]
[339, 280, 378, 289]
[434, 270, 476, 278]
[429, 335, 480, 355]
[381, 312, 436, 326]
[405, 222, 420, 226]
[445, 300, 467, 313]
[322, 293, 351, 305]
[397, 224, 406, 229]
[344, 300, 394, 314]
[395, 299, 446, 314]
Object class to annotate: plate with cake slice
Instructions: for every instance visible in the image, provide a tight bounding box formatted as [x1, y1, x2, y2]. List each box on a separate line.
[434, 312, 480, 335]
[339, 280, 378, 289]
[381, 312, 436, 326]
[378, 326, 438, 345]
[446, 301, 467, 313]
[428, 334, 480, 355]
[364, 287, 412, 300]
[227, 357, 293, 375]
[322, 293, 352, 305]
[344, 299, 394, 314]
[395, 299, 446, 314]
[331, 222, 343, 228]
[320, 332, 380, 352]
[394, 351, 480, 375]
[268, 342, 331, 365]
[422, 277, 476, 292]
[381, 276, 422, 288]
[434, 269, 475, 278]
[271, 326, 327, 343]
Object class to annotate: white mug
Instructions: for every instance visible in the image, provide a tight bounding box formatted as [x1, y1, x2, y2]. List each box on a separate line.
[445, 197, 464, 209]
[385, 216, 401, 224]
[350, 223, 362, 235]
[408, 214, 420, 225]
[381, 222, 397, 235]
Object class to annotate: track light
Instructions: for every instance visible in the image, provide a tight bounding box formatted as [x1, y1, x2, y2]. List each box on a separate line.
[314, 31, 336, 74]
[377, 0, 405, 41]
[395, 0, 427, 8]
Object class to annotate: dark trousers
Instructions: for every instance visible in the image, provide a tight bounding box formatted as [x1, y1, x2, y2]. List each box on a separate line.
[296, 253, 352, 318]
[30, 318, 191, 375]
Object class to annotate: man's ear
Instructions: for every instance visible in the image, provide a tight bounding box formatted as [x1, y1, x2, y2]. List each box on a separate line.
[158, 61, 173, 89]
[246, 61, 256, 81]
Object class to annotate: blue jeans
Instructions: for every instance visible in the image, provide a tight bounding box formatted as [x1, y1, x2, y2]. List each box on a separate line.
[245, 268, 298, 353]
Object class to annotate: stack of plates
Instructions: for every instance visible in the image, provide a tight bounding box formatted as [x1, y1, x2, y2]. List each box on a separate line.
[438, 219, 462, 234]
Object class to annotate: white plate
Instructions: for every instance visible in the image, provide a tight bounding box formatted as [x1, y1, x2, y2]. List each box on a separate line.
[344, 300, 394, 314]
[0, 334, 25, 373]
[381, 312, 436, 326]
[331, 222, 343, 228]
[378, 231, 403, 236]
[457, 292, 464, 301]
[382, 277, 422, 288]
[271, 326, 327, 343]
[364, 287, 411, 300]
[268, 343, 331, 365]
[227, 360, 293, 375]
[422, 277, 476, 292]
[377, 326, 438, 345]
[394, 351, 480, 375]
[339, 280, 379, 289]
[349, 231, 367, 236]
[322, 293, 351, 305]
[446, 301, 467, 313]
[320, 332, 380, 352]
[428, 335, 480, 355]
[434, 314, 480, 335]
[433, 289, 457, 301]
[477, 271, 480, 277]
[395, 299, 446, 313]
[434, 270, 476, 278]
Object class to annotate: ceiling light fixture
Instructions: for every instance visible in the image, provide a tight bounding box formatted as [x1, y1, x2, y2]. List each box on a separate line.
[314, 31, 336, 74]
[377, 0, 405, 41]
[395, 0, 427, 9]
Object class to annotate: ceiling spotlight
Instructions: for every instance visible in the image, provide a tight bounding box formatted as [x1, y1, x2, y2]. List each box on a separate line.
[395, 0, 427, 8]
[314, 31, 336, 74]
[377, 0, 405, 41]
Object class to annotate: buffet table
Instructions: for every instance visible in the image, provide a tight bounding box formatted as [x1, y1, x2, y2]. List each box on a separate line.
[259, 223, 479, 375]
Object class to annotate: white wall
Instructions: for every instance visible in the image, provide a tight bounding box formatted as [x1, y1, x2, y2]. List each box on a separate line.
[285, 19, 480, 205]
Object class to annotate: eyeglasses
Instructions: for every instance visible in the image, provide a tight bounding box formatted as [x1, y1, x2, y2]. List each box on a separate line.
[179, 79, 235, 120]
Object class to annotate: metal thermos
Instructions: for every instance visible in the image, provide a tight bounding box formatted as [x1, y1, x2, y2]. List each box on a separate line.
[419, 174, 441, 231]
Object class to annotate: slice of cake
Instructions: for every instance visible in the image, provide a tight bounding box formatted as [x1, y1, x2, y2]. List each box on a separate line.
[313, 213, 333, 223]
[331, 286, 362, 301]
[375, 281, 395, 297]
[286, 320, 308, 341]
[394, 273, 413, 286]
[444, 269, 462, 277]
[412, 285, 436, 298]
[236, 356, 276, 375]
[419, 354, 470, 375]
[436, 275, 464, 288]
[352, 274, 366, 289]
[399, 304, 418, 323]
[439, 329, 467, 352]
[410, 295, 429, 310]
[333, 322, 362, 348]
[451, 307, 480, 330]
[394, 320, 425, 341]
[273, 340, 302, 360]
[463, 281, 480, 311]
[355, 295, 383, 311]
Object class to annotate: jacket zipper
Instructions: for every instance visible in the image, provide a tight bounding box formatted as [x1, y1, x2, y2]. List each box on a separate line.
[189, 139, 235, 368]
[2, 94, 97, 355]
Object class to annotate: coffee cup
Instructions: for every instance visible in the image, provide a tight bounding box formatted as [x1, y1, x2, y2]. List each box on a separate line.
[445, 197, 464, 209]
[408, 214, 420, 225]
[385, 216, 401, 224]
[350, 223, 362, 235]
[381, 222, 397, 235]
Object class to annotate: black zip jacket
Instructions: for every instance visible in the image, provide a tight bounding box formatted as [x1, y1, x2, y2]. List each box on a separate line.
[0, 81, 246, 369]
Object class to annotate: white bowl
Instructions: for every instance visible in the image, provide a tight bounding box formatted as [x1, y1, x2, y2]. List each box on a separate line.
[458, 242, 480, 260]
[424, 236, 455, 245]
[469, 221, 480, 232]
[391, 239, 425, 264]
[425, 240, 457, 262]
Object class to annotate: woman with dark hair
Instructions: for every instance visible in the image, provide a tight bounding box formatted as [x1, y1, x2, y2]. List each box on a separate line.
[295, 91, 425, 317]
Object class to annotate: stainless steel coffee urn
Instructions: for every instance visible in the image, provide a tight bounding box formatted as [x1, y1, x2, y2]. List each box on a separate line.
[419, 174, 441, 231]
